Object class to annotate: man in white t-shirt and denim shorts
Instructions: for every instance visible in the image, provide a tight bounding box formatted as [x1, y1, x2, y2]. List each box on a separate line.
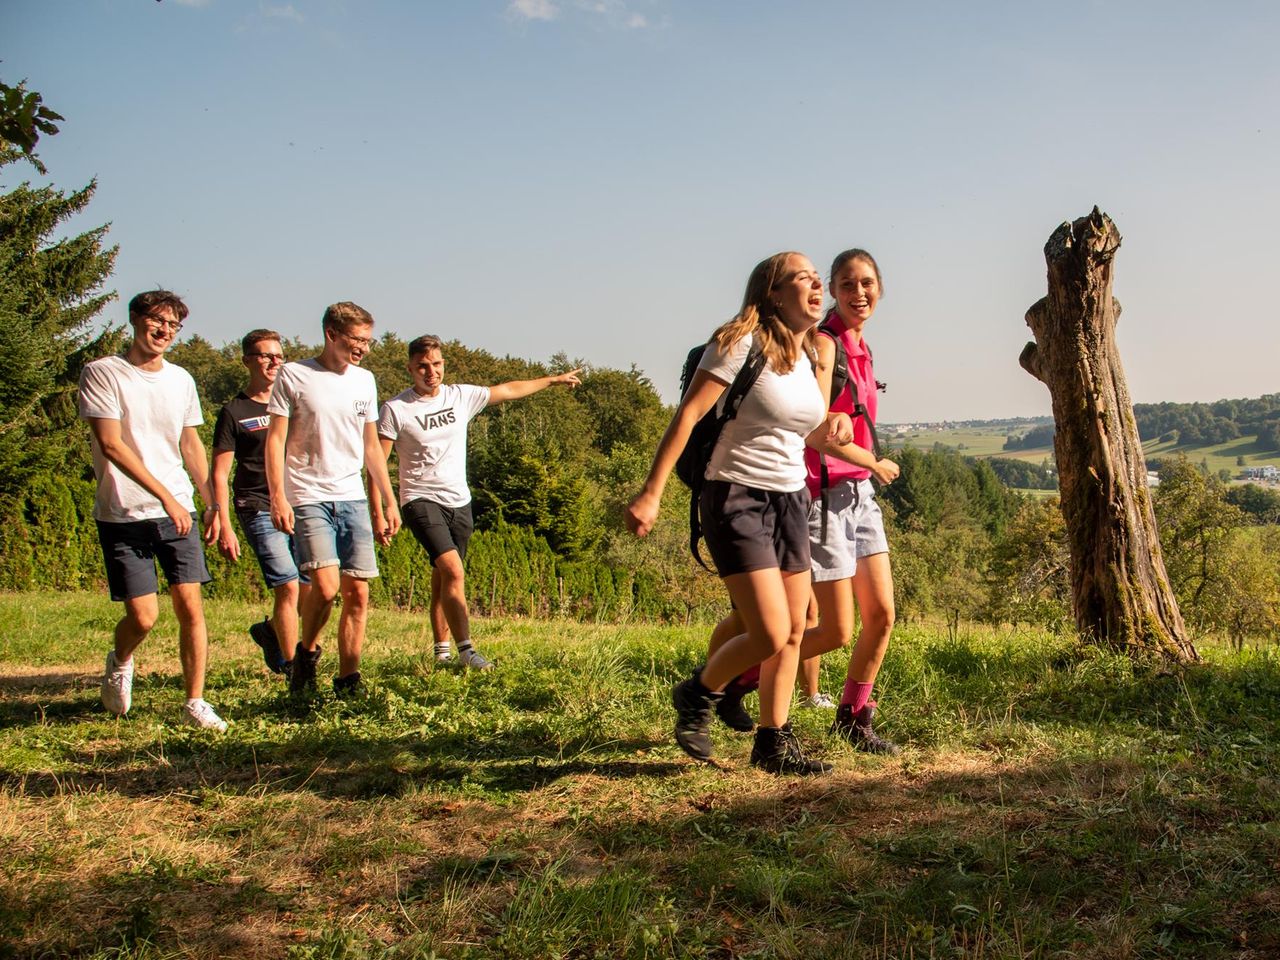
[265, 302, 401, 697]
[375, 334, 580, 670]
[79, 289, 227, 732]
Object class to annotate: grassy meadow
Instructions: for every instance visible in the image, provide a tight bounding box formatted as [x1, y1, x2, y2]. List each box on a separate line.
[2, 592, 1280, 959]
[889, 423, 1280, 477]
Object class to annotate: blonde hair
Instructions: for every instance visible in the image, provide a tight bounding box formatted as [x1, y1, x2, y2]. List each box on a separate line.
[711, 252, 816, 374]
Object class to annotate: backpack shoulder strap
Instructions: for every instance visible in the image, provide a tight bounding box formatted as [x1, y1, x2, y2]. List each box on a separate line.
[688, 337, 766, 570]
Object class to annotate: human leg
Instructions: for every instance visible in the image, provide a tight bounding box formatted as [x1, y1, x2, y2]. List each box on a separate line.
[336, 574, 369, 680]
[832, 550, 899, 754]
[429, 564, 452, 660]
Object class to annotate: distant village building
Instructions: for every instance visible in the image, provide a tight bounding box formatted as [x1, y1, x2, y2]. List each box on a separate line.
[1243, 466, 1279, 481]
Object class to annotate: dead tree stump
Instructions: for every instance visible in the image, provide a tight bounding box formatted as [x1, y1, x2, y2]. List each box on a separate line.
[1020, 208, 1197, 662]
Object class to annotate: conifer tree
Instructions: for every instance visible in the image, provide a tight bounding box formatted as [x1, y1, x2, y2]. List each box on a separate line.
[0, 123, 120, 497]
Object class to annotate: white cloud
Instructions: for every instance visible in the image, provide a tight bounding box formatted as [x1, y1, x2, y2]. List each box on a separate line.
[263, 3, 305, 23]
[508, 0, 559, 21]
[625, 12, 647, 28]
[170, 0, 212, 7]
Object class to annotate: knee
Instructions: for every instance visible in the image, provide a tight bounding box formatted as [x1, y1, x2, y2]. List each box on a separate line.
[125, 605, 159, 634]
[864, 605, 895, 638]
[340, 580, 369, 612]
[435, 558, 465, 592]
[276, 581, 300, 605]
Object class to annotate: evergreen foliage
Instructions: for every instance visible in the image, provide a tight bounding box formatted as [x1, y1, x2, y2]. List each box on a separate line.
[0, 154, 120, 498]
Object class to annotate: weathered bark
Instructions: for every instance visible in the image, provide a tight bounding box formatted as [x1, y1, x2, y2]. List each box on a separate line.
[1020, 208, 1197, 662]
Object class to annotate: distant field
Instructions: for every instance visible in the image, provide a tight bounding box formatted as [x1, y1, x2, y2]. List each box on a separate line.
[888, 424, 1280, 476]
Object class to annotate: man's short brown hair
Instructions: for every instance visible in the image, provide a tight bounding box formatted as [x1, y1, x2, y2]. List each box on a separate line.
[241, 329, 281, 355]
[321, 301, 374, 335]
[408, 335, 443, 359]
[128, 289, 189, 325]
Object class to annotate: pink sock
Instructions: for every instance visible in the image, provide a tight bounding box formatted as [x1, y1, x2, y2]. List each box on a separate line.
[841, 679, 874, 713]
[737, 665, 761, 689]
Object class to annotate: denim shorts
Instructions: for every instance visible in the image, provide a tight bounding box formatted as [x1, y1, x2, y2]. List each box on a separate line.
[237, 509, 309, 588]
[293, 500, 379, 579]
[808, 479, 889, 582]
[96, 515, 212, 602]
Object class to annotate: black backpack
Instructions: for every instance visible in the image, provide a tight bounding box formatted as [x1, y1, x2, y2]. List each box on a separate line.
[675, 338, 767, 569]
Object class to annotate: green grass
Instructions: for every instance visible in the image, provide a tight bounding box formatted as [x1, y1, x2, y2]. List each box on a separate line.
[3, 592, 1280, 958]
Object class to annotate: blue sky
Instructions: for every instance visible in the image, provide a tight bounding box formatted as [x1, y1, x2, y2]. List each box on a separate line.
[5, 0, 1278, 421]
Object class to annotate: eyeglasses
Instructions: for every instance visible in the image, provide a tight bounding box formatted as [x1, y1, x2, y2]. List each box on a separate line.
[145, 316, 183, 332]
[341, 332, 374, 348]
[246, 353, 285, 365]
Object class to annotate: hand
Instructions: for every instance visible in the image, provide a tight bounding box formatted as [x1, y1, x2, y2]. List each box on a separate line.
[271, 497, 294, 535]
[385, 503, 402, 540]
[164, 496, 193, 536]
[873, 458, 900, 485]
[552, 368, 582, 389]
[218, 525, 241, 561]
[625, 490, 659, 537]
[826, 412, 855, 446]
[201, 506, 221, 545]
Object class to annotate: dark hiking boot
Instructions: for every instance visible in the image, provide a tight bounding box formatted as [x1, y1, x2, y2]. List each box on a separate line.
[831, 703, 901, 755]
[750, 724, 832, 776]
[716, 687, 756, 732]
[672, 670, 722, 762]
[249, 617, 285, 674]
[333, 672, 364, 698]
[289, 644, 322, 694]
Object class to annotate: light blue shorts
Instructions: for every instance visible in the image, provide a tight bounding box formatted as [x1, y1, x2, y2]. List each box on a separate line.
[808, 479, 889, 583]
[238, 509, 309, 589]
[293, 500, 379, 579]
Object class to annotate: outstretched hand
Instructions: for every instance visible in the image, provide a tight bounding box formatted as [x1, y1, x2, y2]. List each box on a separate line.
[552, 368, 582, 389]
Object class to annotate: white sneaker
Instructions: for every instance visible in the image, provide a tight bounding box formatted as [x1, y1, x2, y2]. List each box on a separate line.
[101, 651, 133, 715]
[434, 643, 454, 664]
[803, 692, 837, 710]
[458, 647, 494, 671]
[182, 699, 228, 732]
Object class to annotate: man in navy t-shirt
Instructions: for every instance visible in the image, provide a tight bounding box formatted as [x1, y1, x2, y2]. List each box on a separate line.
[212, 329, 310, 676]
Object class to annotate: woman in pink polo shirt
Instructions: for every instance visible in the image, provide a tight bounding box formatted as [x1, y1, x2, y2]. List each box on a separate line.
[802, 248, 902, 752]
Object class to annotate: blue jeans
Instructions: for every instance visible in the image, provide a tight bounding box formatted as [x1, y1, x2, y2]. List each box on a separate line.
[237, 509, 308, 589]
[293, 501, 379, 579]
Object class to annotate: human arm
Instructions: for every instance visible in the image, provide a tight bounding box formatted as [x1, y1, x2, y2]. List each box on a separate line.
[369, 436, 397, 546]
[625, 370, 727, 537]
[486, 368, 582, 405]
[177, 426, 219, 543]
[805, 422, 899, 485]
[265, 414, 293, 534]
[364, 422, 401, 544]
[812, 335, 837, 407]
[87, 417, 196, 536]
[211, 449, 240, 560]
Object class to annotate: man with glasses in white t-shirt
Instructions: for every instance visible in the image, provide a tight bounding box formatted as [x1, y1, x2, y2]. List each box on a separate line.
[79, 289, 227, 731]
[265, 302, 401, 697]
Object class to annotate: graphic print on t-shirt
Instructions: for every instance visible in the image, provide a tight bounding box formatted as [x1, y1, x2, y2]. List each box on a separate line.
[415, 407, 457, 431]
[238, 415, 270, 432]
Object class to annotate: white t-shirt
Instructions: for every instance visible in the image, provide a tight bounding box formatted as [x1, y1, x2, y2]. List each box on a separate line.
[378, 384, 490, 508]
[698, 333, 826, 492]
[78, 355, 203, 523]
[267, 358, 378, 505]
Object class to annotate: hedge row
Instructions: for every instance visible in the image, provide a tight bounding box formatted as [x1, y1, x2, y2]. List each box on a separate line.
[0, 473, 706, 623]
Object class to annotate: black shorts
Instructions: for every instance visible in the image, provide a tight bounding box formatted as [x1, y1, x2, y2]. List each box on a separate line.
[403, 498, 474, 564]
[96, 515, 212, 602]
[700, 480, 811, 578]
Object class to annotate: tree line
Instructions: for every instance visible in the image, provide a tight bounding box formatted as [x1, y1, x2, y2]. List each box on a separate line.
[3, 88, 1277, 644]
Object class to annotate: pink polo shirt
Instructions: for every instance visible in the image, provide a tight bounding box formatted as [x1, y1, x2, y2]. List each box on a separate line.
[804, 314, 879, 496]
